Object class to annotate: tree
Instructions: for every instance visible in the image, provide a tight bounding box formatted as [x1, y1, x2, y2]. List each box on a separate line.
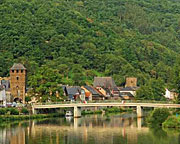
[28, 66, 63, 102]
[25, 96, 31, 104]
[136, 78, 166, 101]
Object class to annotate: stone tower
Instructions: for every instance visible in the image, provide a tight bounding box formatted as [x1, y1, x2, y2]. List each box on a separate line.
[125, 77, 137, 87]
[10, 63, 26, 103]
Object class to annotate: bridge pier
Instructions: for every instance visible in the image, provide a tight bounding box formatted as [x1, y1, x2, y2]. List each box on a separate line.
[136, 106, 143, 118]
[74, 106, 81, 118]
[32, 107, 37, 115]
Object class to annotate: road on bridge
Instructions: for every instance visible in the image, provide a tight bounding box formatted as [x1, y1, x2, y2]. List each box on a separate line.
[33, 102, 180, 109]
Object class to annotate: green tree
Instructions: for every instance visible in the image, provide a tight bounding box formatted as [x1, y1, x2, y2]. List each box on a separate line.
[136, 78, 166, 101]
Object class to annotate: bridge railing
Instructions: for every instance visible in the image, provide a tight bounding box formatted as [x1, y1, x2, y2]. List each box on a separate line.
[33, 99, 174, 105]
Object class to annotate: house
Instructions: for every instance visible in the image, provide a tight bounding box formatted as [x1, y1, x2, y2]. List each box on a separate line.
[82, 86, 104, 100]
[95, 86, 110, 99]
[62, 86, 81, 101]
[93, 77, 119, 98]
[119, 87, 139, 100]
[164, 88, 178, 100]
[120, 92, 134, 100]
[0, 79, 11, 102]
[81, 86, 92, 101]
[0, 85, 6, 107]
[0, 79, 10, 91]
[118, 77, 139, 100]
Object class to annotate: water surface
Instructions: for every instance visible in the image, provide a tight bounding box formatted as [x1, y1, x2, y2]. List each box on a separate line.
[0, 113, 179, 144]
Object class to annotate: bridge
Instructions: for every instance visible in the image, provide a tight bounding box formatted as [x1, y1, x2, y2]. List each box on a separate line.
[32, 102, 180, 117]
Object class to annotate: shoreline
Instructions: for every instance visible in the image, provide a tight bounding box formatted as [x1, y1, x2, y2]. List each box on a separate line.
[0, 113, 64, 122]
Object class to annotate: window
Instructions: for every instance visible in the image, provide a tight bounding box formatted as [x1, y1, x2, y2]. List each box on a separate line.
[16, 77, 19, 81]
[21, 70, 23, 73]
[16, 70, 19, 73]
[12, 70, 14, 73]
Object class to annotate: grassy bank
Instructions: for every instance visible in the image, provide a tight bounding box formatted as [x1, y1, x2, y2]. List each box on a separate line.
[0, 113, 64, 121]
[0, 107, 65, 122]
[82, 107, 133, 115]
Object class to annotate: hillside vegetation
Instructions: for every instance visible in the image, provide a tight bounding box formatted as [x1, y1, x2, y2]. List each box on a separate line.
[0, 0, 180, 100]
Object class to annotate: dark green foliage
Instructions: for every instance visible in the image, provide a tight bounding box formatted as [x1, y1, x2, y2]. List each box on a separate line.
[104, 107, 123, 113]
[162, 116, 180, 128]
[21, 108, 29, 114]
[8, 108, 19, 115]
[148, 108, 171, 126]
[0, 113, 64, 121]
[0, 0, 180, 99]
[25, 96, 31, 103]
[0, 109, 7, 115]
[136, 78, 166, 100]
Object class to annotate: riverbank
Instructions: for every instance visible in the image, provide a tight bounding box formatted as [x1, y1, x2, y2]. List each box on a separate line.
[0, 107, 133, 121]
[0, 113, 64, 121]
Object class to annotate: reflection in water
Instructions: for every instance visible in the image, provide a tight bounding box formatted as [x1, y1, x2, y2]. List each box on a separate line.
[0, 113, 179, 144]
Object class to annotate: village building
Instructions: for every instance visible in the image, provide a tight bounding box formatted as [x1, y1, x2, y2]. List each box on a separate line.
[0, 85, 6, 107]
[81, 86, 104, 101]
[164, 88, 178, 100]
[93, 77, 119, 98]
[10, 63, 26, 103]
[81, 86, 92, 101]
[119, 87, 137, 100]
[119, 77, 139, 100]
[125, 77, 137, 87]
[0, 78, 11, 102]
[62, 86, 81, 101]
[95, 86, 110, 98]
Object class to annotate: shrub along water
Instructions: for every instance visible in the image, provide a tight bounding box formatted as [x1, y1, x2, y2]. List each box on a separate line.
[0, 113, 64, 121]
[0, 108, 19, 115]
[162, 116, 180, 128]
[82, 107, 133, 115]
[21, 108, 29, 115]
[147, 108, 171, 126]
[0, 107, 64, 121]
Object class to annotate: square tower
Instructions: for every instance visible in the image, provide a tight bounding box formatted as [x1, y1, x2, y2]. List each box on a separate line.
[10, 63, 26, 103]
[125, 77, 137, 87]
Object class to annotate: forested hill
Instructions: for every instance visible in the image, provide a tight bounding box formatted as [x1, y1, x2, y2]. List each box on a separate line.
[0, 0, 180, 88]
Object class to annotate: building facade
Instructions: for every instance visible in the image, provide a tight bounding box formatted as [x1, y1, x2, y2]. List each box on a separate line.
[125, 77, 137, 87]
[10, 63, 26, 103]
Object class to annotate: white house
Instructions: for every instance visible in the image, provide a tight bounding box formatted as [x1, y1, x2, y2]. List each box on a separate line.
[0, 85, 6, 107]
[164, 88, 178, 100]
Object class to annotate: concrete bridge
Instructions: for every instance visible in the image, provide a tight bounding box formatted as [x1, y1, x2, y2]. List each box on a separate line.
[32, 102, 180, 118]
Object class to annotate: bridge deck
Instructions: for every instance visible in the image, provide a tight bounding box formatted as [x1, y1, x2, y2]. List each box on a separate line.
[33, 103, 180, 109]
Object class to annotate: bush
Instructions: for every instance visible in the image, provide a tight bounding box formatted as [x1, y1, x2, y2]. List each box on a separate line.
[147, 108, 171, 126]
[162, 116, 180, 128]
[25, 96, 31, 103]
[104, 107, 123, 113]
[0, 108, 6, 115]
[8, 108, 19, 115]
[21, 108, 29, 114]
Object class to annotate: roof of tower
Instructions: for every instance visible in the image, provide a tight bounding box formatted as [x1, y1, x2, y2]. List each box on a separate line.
[10, 63, 26, 70]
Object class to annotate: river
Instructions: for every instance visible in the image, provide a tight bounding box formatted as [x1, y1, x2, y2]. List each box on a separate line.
[0, 113, 179, 144]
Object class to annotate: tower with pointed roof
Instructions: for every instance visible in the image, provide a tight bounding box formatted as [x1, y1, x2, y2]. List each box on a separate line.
[10, 63, 26, 103]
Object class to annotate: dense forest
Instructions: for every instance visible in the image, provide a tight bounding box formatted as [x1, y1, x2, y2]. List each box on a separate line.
[0, 0, 180, 100]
